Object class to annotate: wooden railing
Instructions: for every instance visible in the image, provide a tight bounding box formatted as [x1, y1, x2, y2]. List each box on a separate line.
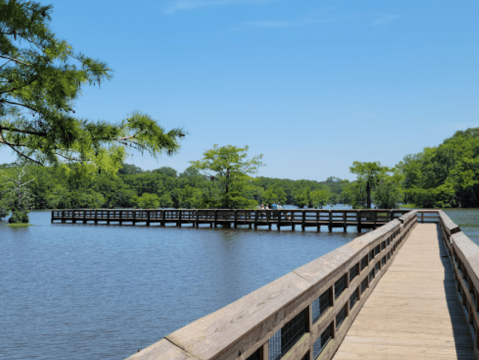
[438, 210, 479, 359]
[126, 210, 418, 360]
[51, 209, 410, 231]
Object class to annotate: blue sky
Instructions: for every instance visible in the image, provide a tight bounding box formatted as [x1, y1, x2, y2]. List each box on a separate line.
[2, 0, 478, 180]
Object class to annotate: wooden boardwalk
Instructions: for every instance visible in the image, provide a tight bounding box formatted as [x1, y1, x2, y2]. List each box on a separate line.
[333, 223, 475, 360]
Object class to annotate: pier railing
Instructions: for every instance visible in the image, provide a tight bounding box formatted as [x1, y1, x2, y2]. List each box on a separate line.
[126, 210, 419, 360]
[51, 208, 410, 231]
[438, 211, 479, 359]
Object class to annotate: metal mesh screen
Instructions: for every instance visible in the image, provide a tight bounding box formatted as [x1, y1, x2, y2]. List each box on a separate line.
[312, 288, 331, 323]
[361, 255, 368, 270]
[269, 309, 307, 360]
[369, 269, 375, 282]
[381, 241, 386, 250]
[382, 256, 387, 266]
[361, 278, 368, 293]
[335, 274, 347, 299]
[350, 288, 358, 310]
[312, 322, 333, 359]
[349, 263, 358, 281]
[375, 245, 381, 256]
[374, 262, 380, 275]
[246, 348, 262, 360]
[336, 305, 347, 330]
[369, 250, 374, 262]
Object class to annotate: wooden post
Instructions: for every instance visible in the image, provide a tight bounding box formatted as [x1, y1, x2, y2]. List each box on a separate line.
[178, 210, 182, 227]
[302, 210, 306, 231]
[195, 210, 199, 228]
[277, 210, 281, 231]
[214, 210, 218, 228]
[161, 210, 166, 227]
[51, 211, 54, 223]
[357, 210, 362, 233]
[343, 211, 347, 232]
[119, 210, 123, 225]
[291, 211, 295, 231]
[147, 210, 151, 226]
[328, 210, 332, 232]
[234, 210, 238, 229]
[94, 209, 98, 224]
[316, 211, 320, 232]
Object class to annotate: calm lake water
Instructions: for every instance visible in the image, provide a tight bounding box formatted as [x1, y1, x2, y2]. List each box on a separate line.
[1, 210, 358, 360]
[2, 209, 478, 359]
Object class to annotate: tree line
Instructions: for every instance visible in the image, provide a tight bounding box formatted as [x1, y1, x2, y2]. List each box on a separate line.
[0, 161, 346, 211]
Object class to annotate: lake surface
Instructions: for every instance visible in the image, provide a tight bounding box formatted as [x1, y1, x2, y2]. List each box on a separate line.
[1, 211, 358, 360]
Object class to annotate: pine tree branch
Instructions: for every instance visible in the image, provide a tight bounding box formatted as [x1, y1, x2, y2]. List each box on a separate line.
[0, 125, 47, 137]
[0, 99, 39, 113]
[0, 131, 42, 165]
[0, 55, 31, 67]
[0, 75, 39, 95]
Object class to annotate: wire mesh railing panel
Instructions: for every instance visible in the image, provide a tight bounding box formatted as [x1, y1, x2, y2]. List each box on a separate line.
[312, 322, 333, 359]
[269, 309, 307, 360]
[246, 347, 262, 360]
[361, 278, 368, 294]
[361, 255, 368, 271]
[349, 263, 359, 281]
[334, 275, 347, 299]
[350, 288, 359, 310]
[336, 305, 347, 330]
[312, 288, 331, 323]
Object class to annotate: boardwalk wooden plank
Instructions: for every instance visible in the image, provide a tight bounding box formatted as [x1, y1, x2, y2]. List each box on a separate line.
[332, 223, 475, 360]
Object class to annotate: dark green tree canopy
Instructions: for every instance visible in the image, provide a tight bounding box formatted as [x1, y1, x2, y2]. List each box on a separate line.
[0, 0, 184, 171]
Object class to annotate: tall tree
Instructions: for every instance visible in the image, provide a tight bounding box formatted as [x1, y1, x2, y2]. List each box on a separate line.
[190, 145, 263, 209]
[0, 0, 184, 171]
[349, 161, 384, 209]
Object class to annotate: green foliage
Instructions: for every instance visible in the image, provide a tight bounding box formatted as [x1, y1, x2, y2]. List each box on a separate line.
[399, 128, 479, 208]
[0, 1, 184, 172]
[190, 145, 263, 209]
[132, 193, 160, 209]
[349, 161, 384, 209]
[373, 170, 404, 209]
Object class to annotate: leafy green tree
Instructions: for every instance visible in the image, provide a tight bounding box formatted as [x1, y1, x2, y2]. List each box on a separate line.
[190, 145, 263, 209]
[0, 0, 184, 171]
[350, 161, 384, 209]
[310, 186, 331, 209]
[373, 170, 404, 209]
[132, 193, 160, 209]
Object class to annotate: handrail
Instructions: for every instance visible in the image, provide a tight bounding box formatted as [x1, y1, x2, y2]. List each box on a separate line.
[50, 209, 410, 232]
[126, 211, 418, 360]
[437, 210, 479, 359]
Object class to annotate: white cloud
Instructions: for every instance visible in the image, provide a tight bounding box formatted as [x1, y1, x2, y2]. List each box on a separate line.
[164, 0, 273, 14]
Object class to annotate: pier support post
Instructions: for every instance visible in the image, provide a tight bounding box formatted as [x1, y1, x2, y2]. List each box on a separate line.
[328, 210, 332, 232]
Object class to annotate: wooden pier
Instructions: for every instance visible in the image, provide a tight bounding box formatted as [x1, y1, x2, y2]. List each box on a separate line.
[125, 210, 479, 360]
[333, 222, 475, 360]
[51, 208, 410, 232]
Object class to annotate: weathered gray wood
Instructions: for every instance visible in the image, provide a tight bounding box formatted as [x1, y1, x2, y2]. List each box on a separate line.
[334, 223, 475, 360]
[128, 339, 196, 360]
